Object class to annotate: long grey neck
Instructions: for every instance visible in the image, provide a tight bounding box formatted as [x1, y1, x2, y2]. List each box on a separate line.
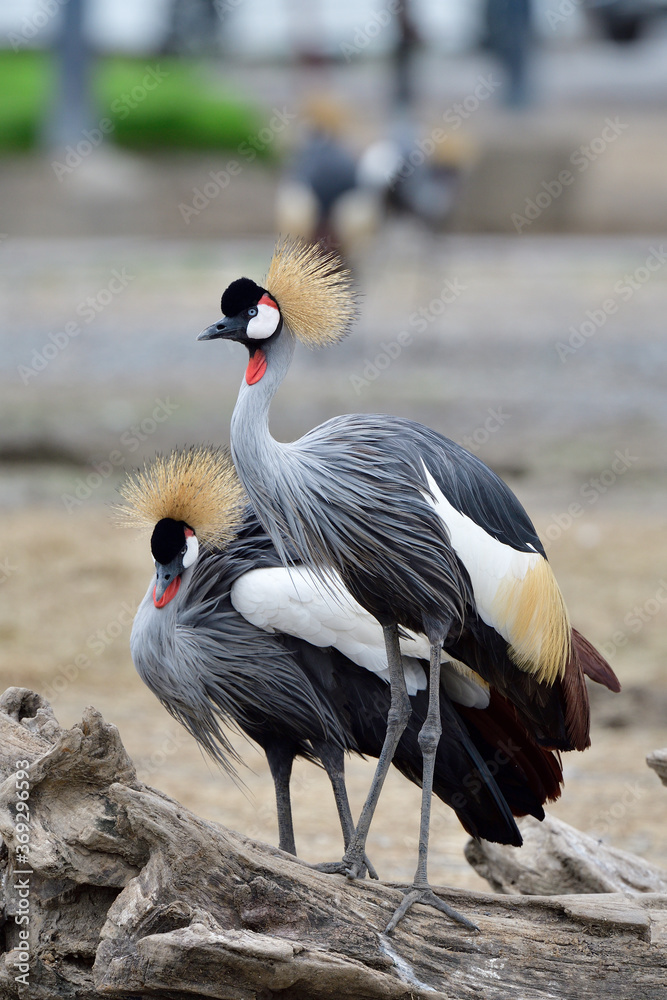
[230, 333, 295, 484]
[229, 331, 299, 560]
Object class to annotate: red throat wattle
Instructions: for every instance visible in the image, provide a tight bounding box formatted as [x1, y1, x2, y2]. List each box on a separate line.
[153, 576, 181, 609]
[246, 349, 267, 385]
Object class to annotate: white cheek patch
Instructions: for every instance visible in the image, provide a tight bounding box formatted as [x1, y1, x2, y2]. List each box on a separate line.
[246, 303, 280, 340]
[182, 534, 199, 569]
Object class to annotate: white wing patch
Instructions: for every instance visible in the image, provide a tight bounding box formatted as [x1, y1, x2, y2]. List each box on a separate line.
[231, 565, 423, 694]
[231, 564, 490, 706]
[421, 464, 542, 647]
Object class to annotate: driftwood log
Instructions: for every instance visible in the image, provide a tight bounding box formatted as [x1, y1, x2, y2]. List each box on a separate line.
[1, 687, 667, 1000]
[647, 749, 667, 789]
[465, 813, 667, 896]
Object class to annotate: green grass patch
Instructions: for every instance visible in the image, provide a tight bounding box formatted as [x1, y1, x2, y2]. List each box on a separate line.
[0, 50, 267, 153]
[0, 50, 54, 149]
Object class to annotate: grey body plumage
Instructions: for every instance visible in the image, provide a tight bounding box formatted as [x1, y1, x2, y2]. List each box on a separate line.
[233, 366, 536, 634]
[227, 334, 573, 747]
[131, 544, 344, 774]
[119, 446, 364, 859]
[198, 239, 618, 931]
[130, 511, 371, 863]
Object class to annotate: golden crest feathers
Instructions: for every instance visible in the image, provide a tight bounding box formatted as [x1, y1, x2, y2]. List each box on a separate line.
[116, 445, 246, 549]
[265, 237, 357, 349]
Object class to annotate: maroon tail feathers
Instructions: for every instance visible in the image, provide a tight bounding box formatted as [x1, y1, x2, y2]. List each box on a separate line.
[562, 651, 590, 751]
[459, 689, 564, 813]
[561, 628, 621, 752]
[572, 627, 621, 692]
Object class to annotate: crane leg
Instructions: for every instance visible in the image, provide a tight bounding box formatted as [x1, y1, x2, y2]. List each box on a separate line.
[310, 741, 379, 880]
[337, 622, 412, 879]
[385, 640, 478, 935]
[265, 743, 297, 856]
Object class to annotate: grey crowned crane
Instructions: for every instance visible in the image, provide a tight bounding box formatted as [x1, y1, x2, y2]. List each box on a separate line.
[275, 97, 359, 252]
[197, 239, 620, 932]
[120, 446, 570, 880]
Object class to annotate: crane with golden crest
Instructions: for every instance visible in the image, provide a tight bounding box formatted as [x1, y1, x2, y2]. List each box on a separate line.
[119, 444, 573, 876]
[198, 239, 620, 932]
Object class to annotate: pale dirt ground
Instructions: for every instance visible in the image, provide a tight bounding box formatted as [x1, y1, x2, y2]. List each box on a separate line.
[1, 232, 666, 892]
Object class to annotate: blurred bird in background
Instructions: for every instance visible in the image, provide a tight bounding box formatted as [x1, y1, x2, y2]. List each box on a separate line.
[274, 96, 369, 255]
[276, 95, 476, 264]
[358, 128, 475, 232]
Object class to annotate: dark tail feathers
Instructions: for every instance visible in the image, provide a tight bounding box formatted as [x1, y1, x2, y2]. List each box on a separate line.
[572, 627, 621, 692]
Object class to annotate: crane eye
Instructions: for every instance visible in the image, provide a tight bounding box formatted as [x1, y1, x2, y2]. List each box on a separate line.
[247, 306, 258, 317]
[180, 546, 187, 556]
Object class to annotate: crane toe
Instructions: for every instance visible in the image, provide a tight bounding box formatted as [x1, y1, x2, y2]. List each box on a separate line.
[309, 854, 379, 880]
[385, 887, 479, 935]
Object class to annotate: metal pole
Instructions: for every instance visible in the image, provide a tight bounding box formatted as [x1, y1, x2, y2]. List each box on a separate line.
[48, 0, 92, 148]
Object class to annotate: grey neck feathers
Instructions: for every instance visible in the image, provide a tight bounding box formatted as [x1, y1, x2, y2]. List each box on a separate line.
[131, 566, 196, 671]
[231, 328, 295, 444]
[230, 331, 299, 564]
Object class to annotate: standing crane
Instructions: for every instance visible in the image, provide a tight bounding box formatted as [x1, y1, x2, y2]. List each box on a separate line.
[197, 239, 620, 932]
[275, 97, 359, 252]
[120, 445, 572, 879]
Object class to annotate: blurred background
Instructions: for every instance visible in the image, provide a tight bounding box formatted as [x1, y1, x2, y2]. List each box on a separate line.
[1, 0, 666, 889]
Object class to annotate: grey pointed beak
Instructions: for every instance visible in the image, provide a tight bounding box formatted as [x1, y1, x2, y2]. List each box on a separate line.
[154, 556, 183, 605]
[198, 315, 248, 341]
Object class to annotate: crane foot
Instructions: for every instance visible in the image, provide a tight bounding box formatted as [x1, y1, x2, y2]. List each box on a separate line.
[310, 854, 379, 880]
[384, 887, 479, 935]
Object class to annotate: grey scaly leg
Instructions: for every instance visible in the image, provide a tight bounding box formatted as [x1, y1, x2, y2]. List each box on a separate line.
[311, 741, 379, 880]
[265, 743, 297, 856]
[339, 622, 412, 879]
[385, 641, 478, 935]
